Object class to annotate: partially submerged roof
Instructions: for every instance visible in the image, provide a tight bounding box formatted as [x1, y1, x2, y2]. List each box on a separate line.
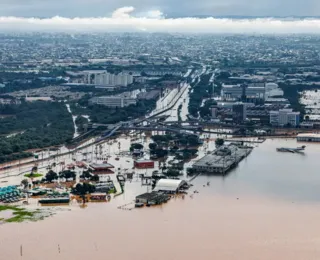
[90, 163, 114, 169]
[153, 179, 187, 192]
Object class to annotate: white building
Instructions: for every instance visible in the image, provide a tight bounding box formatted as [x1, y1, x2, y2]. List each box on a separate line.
[89, 96, 136, 108]
[297, 133, 320, 142]
[270, 109, 300, 126]
[153, 179, 187, 193]
[83, 71, 133, 87]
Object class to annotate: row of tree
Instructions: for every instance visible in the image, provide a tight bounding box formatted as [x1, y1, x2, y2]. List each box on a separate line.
[0, 101, 74, 163]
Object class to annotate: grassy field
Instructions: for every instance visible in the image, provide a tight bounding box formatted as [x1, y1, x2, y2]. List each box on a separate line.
[0, 205, 39, 223]
[24, 173, 43, 178]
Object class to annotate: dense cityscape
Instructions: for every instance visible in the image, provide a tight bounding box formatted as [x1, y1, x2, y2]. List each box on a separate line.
[1, 32, 320, 259]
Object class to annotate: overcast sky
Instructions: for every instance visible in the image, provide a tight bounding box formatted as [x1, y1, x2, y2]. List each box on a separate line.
[0, 2, 319, 33]
[0, 0, 319, 17]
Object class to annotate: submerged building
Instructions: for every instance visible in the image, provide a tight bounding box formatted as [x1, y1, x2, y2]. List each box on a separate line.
[135, 191, 169, 205]
[297, 133, 320, 142]
[192, 144, 253, 174]
[153, 179, 188, 194]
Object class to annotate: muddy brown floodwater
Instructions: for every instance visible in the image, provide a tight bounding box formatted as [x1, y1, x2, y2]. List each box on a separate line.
[1, 138, 320, 259]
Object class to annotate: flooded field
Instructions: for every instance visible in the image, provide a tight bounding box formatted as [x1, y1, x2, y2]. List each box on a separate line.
[1, 138, 320, 259]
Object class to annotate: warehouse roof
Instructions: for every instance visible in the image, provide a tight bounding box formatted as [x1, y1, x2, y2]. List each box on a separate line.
[90, 163, 114, 169]
[297, 133, 320, 138]
[153, 179, 187, 192]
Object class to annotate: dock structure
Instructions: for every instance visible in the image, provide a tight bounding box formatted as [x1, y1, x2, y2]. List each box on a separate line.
[192, 144, 253, 175]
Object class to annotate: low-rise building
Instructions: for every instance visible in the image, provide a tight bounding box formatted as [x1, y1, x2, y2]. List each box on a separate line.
[89, 193, 107, 201]
[137, 90, 160, 100]
[135, 191, 169, 204]
[297, 133, 320, 142]
[89, 96, 136, 108]
[222, 83, 265, 103]
[134, 159, 154, 169]
[90, 163, 115, 181]
[192, 144, 253, 174]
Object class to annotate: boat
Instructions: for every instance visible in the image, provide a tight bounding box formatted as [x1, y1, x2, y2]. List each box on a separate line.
[276, 146, 306, 153]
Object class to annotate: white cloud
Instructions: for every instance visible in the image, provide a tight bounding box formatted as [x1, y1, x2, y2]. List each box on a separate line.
[0, 7, 319, 33]
[111, 6, 135, 19]
[145, 10, 164, 19]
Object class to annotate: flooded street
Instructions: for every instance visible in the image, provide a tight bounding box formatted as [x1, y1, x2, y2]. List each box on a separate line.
[2, 138, 320, 259]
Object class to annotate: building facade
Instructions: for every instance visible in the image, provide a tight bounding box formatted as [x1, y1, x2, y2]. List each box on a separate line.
[89, 96, 136, 108]
[222, 84, 265, 103]
[134, 160, 155, 169]
[232, 103, 247, 123]
[83, 71, 133, 87]
[211, 107, 218, 118]
[270, 109, 300, 126]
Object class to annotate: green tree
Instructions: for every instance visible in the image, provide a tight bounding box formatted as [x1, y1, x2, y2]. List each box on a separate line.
[215, 138, 224, 148]
[165, 168, 180, 177]
[130, 143, 144, 152]
[90, 175, 99, 182]
[72, 183, 96, 204]
[149, 143, 157, 150]
[45, 170, 58, 183]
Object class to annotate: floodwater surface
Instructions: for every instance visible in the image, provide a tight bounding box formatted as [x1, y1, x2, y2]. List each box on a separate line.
[1, 138, 320, 259]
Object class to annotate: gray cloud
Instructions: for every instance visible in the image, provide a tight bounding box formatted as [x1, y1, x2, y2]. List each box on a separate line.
[0, 7, 319, 33]
[0, 0, 319, 17]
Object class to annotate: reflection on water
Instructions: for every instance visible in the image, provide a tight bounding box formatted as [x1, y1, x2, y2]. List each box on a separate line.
[2, 138, 320, 259]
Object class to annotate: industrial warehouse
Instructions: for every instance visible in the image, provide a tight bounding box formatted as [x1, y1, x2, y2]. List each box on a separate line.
[297, 133, 320, 142]
[192, 144, 253, 174]
[135, 179, 189, 207]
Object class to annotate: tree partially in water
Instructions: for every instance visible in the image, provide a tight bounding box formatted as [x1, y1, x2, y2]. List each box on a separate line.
[215, 138, 225, 148]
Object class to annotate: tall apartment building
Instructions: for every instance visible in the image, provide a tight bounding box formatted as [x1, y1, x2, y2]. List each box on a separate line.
[83, 71, 133, 87]
[270, 109, 300, 126]
[232, 103, 247, 123]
